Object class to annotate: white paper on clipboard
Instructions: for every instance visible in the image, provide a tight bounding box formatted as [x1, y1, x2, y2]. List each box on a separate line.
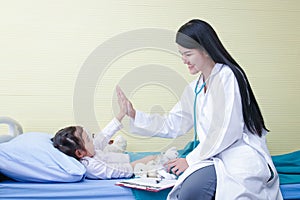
[115, 177, 176, 192]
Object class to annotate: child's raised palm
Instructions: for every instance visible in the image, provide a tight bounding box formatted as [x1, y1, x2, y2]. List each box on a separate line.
[116, 86, 136, 118]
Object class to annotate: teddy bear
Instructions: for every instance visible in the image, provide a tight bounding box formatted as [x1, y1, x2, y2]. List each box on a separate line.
[102, 135, 178, 179]
[103, 135, 127, 153]
[133, 146, 179, 179]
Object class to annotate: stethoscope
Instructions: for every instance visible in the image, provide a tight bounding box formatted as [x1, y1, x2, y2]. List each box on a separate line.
[193, 74, 207, 149]
[192, 64, 223, 149]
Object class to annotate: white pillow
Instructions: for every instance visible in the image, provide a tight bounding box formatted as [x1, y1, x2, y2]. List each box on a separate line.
[0, 132, 86, 182]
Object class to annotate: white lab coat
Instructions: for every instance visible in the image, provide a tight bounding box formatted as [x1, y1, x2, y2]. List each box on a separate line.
[130, 63, 283, 199]
[81, 118, 134, 179]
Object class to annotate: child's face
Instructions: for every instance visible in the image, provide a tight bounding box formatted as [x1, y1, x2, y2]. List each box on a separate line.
[78, 128, 95, 157]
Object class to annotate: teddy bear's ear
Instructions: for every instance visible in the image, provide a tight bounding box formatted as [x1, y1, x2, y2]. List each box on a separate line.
[164, 147, 179, 160]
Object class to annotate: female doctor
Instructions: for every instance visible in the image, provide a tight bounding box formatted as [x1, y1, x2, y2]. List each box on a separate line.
[117, 19, 283, 200]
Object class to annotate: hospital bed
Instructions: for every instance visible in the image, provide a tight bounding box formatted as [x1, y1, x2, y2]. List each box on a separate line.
[1, 174, 300, 200]
[1, 117, 300, 200]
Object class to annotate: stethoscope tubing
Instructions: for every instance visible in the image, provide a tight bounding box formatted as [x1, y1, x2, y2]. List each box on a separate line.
[193, 74, 206, 149]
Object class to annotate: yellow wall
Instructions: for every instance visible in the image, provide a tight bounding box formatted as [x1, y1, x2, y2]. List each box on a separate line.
[0, 0, 299, 155]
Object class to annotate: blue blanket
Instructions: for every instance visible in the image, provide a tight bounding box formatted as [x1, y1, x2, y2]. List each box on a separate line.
[272, 150, 300, 185]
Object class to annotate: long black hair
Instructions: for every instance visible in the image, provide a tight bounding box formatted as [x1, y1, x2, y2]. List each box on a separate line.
[176, 19, 268, 137]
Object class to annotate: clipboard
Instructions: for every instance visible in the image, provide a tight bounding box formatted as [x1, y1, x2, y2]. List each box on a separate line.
[115, 177, 176, 192]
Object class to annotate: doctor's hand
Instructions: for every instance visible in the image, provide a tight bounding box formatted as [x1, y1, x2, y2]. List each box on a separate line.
[166, 158, 189, 176]
[116, 86, 136, 119]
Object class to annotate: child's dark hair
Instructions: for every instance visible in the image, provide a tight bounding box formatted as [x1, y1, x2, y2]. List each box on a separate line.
[51, 126, 85, 160]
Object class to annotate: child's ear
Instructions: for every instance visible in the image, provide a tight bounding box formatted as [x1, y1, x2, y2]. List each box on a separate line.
[75, 149, 86, 159]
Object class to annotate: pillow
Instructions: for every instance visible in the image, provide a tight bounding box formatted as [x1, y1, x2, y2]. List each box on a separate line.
[0, 135, 14, 143]
[0, 132, 86, 182]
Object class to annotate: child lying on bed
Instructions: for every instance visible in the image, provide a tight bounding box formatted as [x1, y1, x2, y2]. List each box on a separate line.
[51, 89, 178, 180]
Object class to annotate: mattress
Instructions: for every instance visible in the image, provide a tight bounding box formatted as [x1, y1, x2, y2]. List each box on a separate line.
[280, 184, 300, 200]
[1, 178, 299, 200]
[0, 178, 135, 200]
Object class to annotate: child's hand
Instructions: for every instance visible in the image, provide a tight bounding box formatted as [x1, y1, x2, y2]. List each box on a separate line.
[116, 86, 127, 122]
[116, 86, 136, 119]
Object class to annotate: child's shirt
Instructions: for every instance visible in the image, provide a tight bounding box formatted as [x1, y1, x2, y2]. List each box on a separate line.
[80, 118, 133, 179]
